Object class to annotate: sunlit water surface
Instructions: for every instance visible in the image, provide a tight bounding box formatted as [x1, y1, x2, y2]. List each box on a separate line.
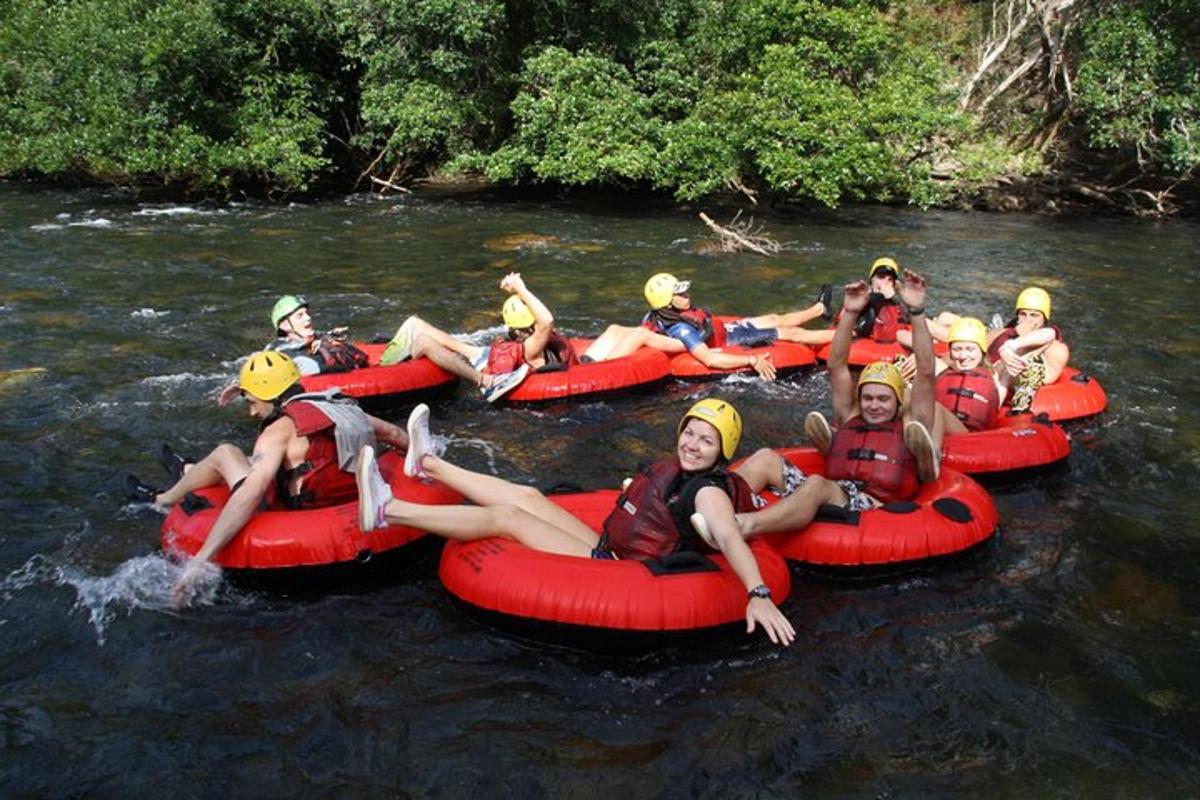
[1, 184, 1198, 797]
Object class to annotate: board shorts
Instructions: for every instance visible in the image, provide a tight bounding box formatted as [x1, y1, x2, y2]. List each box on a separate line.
[772, 460, 881, 512]
[723, 320, 779, 348]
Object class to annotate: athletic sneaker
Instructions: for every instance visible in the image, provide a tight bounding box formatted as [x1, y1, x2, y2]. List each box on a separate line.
[404, 403, 433, 478]
[379, 315, 419, 365]
[817, 284, 834, 320]
[804, 411, 833, 453]
[689, 512, 719, 549]
[903, 420, 941, 483]
[990, 312, 1005, 330]
[356, 445, 394, 532]
[480, 364, 529, 403]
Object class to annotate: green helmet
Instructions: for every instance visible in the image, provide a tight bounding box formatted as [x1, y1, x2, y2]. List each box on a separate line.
[270, 295, 308, 331]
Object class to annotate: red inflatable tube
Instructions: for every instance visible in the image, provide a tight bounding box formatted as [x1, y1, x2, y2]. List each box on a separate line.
[504, 339, 671, 403]
[299, 342, 457, 401]
[1014, 366, 1107, 422]
[815, 334, 911, 365]
[942, 416, 1071, 479]
[437, 489, 791, 635]
[161, 451, 461, 570]
[668, 316, 818, 378]
[748, 448, 998, 568]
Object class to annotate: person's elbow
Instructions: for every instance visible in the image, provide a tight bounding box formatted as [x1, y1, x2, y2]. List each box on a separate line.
[711, 525, 741, 553]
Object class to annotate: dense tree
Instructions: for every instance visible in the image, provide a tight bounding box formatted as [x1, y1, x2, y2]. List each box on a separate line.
[0, 0, 1194, 214]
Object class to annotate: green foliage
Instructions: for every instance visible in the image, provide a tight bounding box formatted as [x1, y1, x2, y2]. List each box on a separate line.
[0, 0, 339, 194]
[0, 0, 1192, 210]
[329, 0, 506, 171]
[476, 1, 966, 206]
[1073, 1, 1200, 174]
[478, 47, 664, 185]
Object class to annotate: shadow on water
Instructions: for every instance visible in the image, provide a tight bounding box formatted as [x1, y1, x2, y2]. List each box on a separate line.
[1, 183, 1199, 796]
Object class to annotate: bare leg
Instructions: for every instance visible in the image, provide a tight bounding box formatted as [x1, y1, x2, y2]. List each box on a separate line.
[381, 499, 597, 556]
[405, 317, 483, 362]
[411, 335, 487, 385]
[774, 326, 836, 345]
[935, 402, 969, 436]
[156, 443, 251, 506]
[582, 324, 686, 362]
[736, 475, 848, 536]
[745, 304, 824, 329]
[420, 454, 599, 547]
[732, 448, 789, 494]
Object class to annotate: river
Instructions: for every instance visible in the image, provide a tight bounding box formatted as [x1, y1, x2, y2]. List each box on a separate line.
[1, 183, 1198, 796]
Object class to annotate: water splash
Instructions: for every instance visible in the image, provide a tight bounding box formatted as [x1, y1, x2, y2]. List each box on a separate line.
[446, 435, 501, 474]
[0, 553, 223, 645]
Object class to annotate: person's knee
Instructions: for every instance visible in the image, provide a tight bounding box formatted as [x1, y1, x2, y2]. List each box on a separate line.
[411, 332, 438, 358]
[484, 504, 529, 536]
[804, 474, 836, 498]
[740, 447, 779, 474]
[509, 484, 545, 508]
[211, 442, 243, 462]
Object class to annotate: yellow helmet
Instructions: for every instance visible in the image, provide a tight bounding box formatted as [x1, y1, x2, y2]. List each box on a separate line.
[857, 360, 906, 404]
[239, 351, 301, 401]
[678, 398, 742, 460]
[1015, 286, 1051, 319]
[502, 296, 536, 329]
[947, 317, 989, 355]
[644, 272, 690, 309]
[869, 257, 899, 280]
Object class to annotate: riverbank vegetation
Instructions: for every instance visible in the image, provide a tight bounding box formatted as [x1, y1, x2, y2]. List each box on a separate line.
[1, 0, 1195, 216]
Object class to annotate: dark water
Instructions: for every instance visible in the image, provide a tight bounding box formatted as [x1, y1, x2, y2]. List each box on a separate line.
[2, 183, 1199, 797]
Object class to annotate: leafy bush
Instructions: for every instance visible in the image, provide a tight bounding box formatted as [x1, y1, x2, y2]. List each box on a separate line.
[0, 0, 339, 194]
[1073, 1, 1200, 175]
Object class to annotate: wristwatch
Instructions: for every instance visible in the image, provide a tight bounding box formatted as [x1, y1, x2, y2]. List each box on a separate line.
[748, 584, 771, 600]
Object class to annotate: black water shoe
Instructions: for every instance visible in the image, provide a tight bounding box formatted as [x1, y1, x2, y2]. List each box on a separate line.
[817, 284, 834, 320]
[158, 443, 191, 482]
[125, 474, 160, 504]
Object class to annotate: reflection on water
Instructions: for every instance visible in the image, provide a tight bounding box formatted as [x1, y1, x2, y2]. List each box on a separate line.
[1, 184, 1199, 796]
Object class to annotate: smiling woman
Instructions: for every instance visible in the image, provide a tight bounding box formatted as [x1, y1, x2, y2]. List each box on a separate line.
[355, 399, 797, 646]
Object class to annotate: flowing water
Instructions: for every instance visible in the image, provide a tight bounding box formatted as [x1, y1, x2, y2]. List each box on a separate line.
[1, 183, 1198, 797]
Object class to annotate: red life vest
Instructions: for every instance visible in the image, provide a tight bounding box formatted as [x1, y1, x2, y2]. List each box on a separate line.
[312, 335, 369, 373]
[642, 307, 726, 348]
[275, 400, 360, 508]
[987, 324, 1065, 363]
[486, 329, 580, 374]
[936, 368, 1000, 431]
[833, 296, 906, 342]
[824, 416, 919, 503]
[600, 459, 757, 560]
[871, 301, 906, 343]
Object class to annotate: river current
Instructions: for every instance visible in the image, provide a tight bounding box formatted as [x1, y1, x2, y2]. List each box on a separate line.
[1, 183, 1198, 797]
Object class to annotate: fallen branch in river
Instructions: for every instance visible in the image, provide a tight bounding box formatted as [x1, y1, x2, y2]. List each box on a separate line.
[698, 212, 781, 256]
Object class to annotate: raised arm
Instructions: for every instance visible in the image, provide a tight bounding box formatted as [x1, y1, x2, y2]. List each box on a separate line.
[501, 273, 554, 359]
[897, 269, 935, 431]
[694, 486, 794, 646]
[829, 281, 869, 424]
